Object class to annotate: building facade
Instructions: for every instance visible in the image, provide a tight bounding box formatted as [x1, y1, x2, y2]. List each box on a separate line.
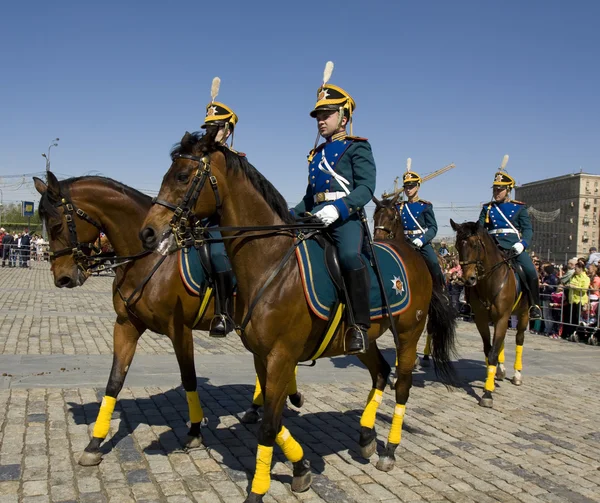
[515, 173, 600, 263]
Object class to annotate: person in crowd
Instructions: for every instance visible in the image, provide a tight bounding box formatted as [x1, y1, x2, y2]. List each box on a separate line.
[560, 258, 578, 286]
[562, 260, 590, 340]
[446, 270, 463, 316]
[587, 246, 600, 266]
[1, 230, 13, 267]
[541, 264, 559, 336]
[438, 240, 450, 257]
[588, 263, 600, 296]
[20, 231, 31, 268]
[0, 228, 5, 258]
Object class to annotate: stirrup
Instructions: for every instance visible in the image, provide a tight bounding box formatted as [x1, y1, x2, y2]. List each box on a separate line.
[529, 305, 542, 319]
[209, 314, 232, 338]
[344, 325, 369, 355]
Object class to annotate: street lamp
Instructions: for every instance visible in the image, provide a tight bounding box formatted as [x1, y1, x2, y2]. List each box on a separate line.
[0, 187, 3, 229]
[41, 137, 60, 181]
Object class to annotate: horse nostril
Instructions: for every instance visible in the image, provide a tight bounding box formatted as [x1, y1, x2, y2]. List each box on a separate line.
[56, 276, 73, 288]
[140, 226, 157, 249]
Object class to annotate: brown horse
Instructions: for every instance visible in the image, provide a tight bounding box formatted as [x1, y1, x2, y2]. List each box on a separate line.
[34, 173, 302, 467]
[139, 130, 456, 503]
[450, 220, 528, 408]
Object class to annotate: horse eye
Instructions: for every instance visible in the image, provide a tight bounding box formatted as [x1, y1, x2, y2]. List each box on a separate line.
[177, 173, 190, 183]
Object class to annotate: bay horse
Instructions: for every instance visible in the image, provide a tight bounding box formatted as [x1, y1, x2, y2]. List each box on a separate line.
[34, 173, 302, 467]
[450, 220, 528, 408]
[139, 130, 456, 503]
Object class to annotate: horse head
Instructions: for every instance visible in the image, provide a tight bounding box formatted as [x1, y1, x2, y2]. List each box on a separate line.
[372, 193, 403, 241]
[450, 219, 486, 286]
[140, 127, 224, 254]
[34, 173, 98, 288]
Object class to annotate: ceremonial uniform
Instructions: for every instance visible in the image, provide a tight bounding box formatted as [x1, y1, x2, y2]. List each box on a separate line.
[200, 78, 238, 337]
[293, 62, 375, 354]
[477, 163, 541, 318]
[396, 198, 445, 287]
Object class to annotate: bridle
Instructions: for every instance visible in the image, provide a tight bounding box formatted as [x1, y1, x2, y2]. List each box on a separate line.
[373, 205, 400, 240]
[48, 196, 105, 271]
[151, 152, 222, 248]
[458, 233, 515, 282]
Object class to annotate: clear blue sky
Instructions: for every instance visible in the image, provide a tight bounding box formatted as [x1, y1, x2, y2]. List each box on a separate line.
[1, 0, 598, 236]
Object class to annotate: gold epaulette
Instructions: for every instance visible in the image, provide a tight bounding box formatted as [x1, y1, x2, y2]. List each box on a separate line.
[307, 142, 326, 163]
[417, 199, 431, 205]
[510, 199, 525, 205]
[228, 147, 246, 157]
[345, 136, 368, 141]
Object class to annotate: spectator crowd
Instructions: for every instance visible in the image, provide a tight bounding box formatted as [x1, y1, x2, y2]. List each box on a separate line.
[0, 228, 48, 268]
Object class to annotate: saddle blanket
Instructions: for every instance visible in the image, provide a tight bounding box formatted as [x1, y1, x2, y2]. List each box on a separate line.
[296, 240, 411, 320]
[179, 247, 208, 296]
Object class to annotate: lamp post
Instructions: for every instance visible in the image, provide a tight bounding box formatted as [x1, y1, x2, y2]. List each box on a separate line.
[0, 187, 3, 229]
[41, 138, 59, 239]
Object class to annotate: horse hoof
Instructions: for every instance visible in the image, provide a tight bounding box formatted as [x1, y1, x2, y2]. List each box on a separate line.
[376, 455, 395, 472]
[360, 438, 377, 459]
[420, 357, 430, 368]
[512, 376, 523, 386]
[240, 407, 261, 424]
[78, 450, 103, 466]
[496, 368, 506, 380]
[291, 470, 312, 492]
[288, 392, 304, 409]
[185, 435, 205, 450]
[244, 492, 264, 503]
[479, 397, 494, 408]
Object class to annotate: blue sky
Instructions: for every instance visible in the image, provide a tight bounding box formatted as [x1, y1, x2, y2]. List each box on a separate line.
[0, 0, 598, 236]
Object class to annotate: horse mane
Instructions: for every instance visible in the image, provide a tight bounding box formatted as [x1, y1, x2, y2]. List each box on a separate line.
[38, 176, 152, 221]
[171, 131, 294, 224]
[454, 221, 490, 243]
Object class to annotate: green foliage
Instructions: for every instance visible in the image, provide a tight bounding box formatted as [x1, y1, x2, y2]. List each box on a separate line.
[0, 202, 41, 233]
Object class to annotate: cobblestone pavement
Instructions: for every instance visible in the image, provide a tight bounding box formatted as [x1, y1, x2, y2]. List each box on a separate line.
[1, 264, 600, 503]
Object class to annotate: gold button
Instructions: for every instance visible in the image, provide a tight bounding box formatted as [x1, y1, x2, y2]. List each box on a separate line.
[325, 189, 329, 193]
[325, 180, 330, 184]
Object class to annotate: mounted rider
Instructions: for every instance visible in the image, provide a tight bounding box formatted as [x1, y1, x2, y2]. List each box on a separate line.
[478, 155, 542, 319]
[200, 77, 238, 337]
[397, 159, 445, 288]
[292, 61, 376, 355]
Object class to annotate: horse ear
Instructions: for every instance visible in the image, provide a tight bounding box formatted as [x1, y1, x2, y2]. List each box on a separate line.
[450, 219, 458, 231]
[204, 125, 219, 146]
[33, 177, 47, 195]
[180, 131, 193, 150]
[47, 172, 60, 197]
[372, 196, 382, 208]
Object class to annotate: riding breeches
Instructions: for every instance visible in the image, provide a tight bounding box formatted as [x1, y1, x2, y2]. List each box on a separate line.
[500, 247, 537, 283]
[206, 230, 232, 273]
[417, 242, 445, 287]
[320, 210, 367, 271]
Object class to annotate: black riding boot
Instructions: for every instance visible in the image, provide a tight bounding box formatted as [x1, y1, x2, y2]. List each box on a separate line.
[209, 270, 235, 337]
[527, 274, 542, 319]
[344, 266, 371, 355]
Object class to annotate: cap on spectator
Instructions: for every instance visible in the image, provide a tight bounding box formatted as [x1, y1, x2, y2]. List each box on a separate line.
[590, 247, 598, 252]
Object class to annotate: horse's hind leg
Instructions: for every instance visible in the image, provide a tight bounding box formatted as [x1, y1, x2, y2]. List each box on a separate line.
[377, 325, 421, 472]
[172, 325, 205, 449]
[512, 313, 527, 386]
[79, 317, 144, 466]
[356, 341, 391, 459]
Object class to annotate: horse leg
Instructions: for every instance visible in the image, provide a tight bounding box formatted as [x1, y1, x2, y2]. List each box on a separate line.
[480, 315, 509, 408]
[246, 355, 311, 503]
[241, 367, 302, 424]
[512, 313, 527, 386]
[172, 326, 205, 449]
[356, 342, 391, 459]
[496, 341, 506, 380]
[377, 327, 421, 472]
[79, 318, 143, 466]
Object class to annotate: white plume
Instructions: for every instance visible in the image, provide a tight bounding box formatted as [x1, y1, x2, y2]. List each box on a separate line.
[323, 61, 334, 85]
[406, 157, 412, 172]
[500, 154, 509, 171]
[210, 77, 221, 102]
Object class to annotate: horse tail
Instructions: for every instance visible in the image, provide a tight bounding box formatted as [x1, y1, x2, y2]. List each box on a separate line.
[426, 284, 458, 385]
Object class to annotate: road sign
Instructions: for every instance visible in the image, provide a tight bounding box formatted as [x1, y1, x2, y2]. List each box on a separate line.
[22, 201, 35, 217]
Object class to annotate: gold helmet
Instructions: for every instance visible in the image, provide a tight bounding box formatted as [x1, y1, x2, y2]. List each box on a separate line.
[492, 154, 515, 189]
[310, 62, 356, 133]
[402, 158, 422, 186]
[201, 77, 238, 146]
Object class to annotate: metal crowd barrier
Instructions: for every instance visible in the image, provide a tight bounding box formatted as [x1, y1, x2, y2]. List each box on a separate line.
[0, 242, 50, 267]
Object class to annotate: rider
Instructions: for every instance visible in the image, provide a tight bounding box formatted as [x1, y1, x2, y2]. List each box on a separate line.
[292, 61, 376, 355]
[397, 160, 445, 288]
[200, 77, 238, 337]
[478, 160, 542, 319]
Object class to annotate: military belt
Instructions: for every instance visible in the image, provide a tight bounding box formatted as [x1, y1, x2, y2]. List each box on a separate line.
[489, 228, 519, 235]
[314, 191, 345, 204]
[403, 229, 427, 235]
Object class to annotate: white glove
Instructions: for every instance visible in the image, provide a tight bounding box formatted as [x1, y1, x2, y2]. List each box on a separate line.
[412, 238, 423, 248]
[512, 242, 525, 255]
[314, 205, 340, 226]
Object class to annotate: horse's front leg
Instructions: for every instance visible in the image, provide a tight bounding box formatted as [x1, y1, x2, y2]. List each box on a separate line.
[79, 317, 144, 466]
[246, 354, 311, 503]
[480, 314, 509, 408]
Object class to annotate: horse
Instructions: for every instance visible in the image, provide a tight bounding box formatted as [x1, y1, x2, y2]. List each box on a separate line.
[450, 220, 528, 408]
[34, 172, 303, 467]
[139, 129, 457, 503]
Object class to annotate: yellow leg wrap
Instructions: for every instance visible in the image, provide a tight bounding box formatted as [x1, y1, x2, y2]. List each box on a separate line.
[287, 366, 298, 396]
[424, 333, 432, 356]
[186, 391, 204, 424]
[395, 355, 398, 366]
[251, 444, 273, 495]
[276, 426, 303, 463]
[387, 404, 406, 445]
[515, 345, 523, 371]
[252, 376, 264, 406]
[498, 343, 505, 364]
[360, 388, 383, 429]
[485, 365, 497, 392]
[92, 396, 117, 439]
